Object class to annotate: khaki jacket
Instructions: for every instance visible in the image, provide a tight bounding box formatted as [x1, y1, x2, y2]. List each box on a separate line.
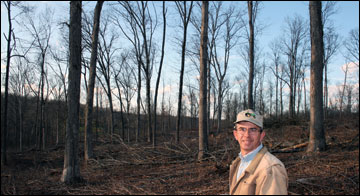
[229, 147, 288, 195]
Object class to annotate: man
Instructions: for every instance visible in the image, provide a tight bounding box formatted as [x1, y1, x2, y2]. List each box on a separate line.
[229, 109, 288, 195]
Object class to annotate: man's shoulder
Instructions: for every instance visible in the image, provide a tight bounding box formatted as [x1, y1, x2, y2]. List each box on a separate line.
[260, 151, 285, 168]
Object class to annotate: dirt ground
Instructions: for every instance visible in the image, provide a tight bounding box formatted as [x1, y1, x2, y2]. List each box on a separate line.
[1, 115, 359, 195]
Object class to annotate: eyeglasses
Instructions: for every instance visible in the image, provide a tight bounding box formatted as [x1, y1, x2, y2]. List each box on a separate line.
[245, 112, 256, 118]
[235, 127, 260, 135]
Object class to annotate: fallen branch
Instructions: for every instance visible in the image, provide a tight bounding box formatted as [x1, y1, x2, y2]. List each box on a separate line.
[270, 142, 308, 153]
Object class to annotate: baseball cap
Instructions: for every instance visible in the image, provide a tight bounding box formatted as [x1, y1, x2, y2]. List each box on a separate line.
[234, 109, 263, 129]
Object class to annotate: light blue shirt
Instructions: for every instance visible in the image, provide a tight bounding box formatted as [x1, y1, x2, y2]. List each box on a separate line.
[236, 143, 264, 181]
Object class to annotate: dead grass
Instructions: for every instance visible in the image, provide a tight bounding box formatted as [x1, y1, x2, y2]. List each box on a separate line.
[1, 115, 359, 195]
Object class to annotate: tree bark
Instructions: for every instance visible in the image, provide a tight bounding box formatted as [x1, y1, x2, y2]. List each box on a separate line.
[61, 1, 82, 183]
[247, 1, 255, 110]
[307, 1, 326, 152]
[2, 1, 12, 166]
[153, 2, 167, 148]
[176, 1, 193, 143]
[84, 1, 104, 161]
[198, 1, 209, 161]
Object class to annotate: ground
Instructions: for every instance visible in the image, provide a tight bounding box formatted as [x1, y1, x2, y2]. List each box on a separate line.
[1, 115, 359, 195]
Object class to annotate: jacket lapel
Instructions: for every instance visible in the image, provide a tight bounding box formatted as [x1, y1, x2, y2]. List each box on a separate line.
[246, 147, 267, 175]
[230, 147, 268, 195]
[230, 157, 240, 191]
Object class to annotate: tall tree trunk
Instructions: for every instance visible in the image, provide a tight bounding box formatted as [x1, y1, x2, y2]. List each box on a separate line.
[146, 76, 152, 143]
[136, 63, 141, 143]
[2, 1, 12, 166]
[216, 83, 222, 134]
[176, 1, 193, 143]
[307, 1, 326, 152]
[198, 1, 209, 161]
[114, 80, 125, 140]
[61, 1, 82, 183]
[207, 54, 211, 136]
[35, 85, 41, 149]
[95, 86, 99, 143]
[247, 1, 254, 110]
[107, 86, 115, 141]
[84, 1, 104, 161]
[40, 55, 45, 151]
[153, 2, 167, 148]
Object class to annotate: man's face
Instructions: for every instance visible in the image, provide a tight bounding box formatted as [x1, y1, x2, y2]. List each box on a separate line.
[233, 121, 265, 156]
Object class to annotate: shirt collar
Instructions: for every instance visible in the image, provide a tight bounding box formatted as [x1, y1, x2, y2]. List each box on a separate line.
[238, 143, 263, 162]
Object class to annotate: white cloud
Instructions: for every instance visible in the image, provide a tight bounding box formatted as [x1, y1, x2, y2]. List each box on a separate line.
[341, 62, 359, 74]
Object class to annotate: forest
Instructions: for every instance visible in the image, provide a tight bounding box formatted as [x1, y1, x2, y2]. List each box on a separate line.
[1, 1, 359, 195]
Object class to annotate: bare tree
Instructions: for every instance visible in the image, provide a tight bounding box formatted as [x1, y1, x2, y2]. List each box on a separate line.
[49, 47, 68, 103]
[323, 25, 340, 118]
[239, 41, 262, 111]
[198, 1, 209, 161]
[84, 1, 104, 161]
[322, 2, 340, 119]
[96, 14, 120, 140]
[185, 83, 198, 129]
[211, 2, 244, 134]
[188, 1, 222, 138]
[339, 62, 350, 114]
[247, 1, 257, 110]
[8, 54, 32, 152]
[269, 38, 282, 118]
[61, 1, 82, 183]
[343, 28, 359, 113]
[112, 4, 143, 143]
[113, 55, 127, 141]
[21, 5, 54, 150]
[307, 1, 326, 152]
[153, 1, 167, 148]
[281, 14, 308, 118]
[2, 1, 31, 165]
[344, 28, 359, 67]
[2, 1, 14, 165]
[175, 1, 194, 143]
[116, 58, 136, 142]
[294, 46, 310, 116]
[49, 35, 69, 147]
[114, 1, 158, 143]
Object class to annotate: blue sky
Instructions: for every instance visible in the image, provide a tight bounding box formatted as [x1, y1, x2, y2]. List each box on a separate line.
[260, 1, 358, 80]
[1, 1, 359, 111]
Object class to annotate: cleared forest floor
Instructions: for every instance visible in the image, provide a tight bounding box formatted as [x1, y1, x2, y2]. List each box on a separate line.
[1, 115, 359, 195]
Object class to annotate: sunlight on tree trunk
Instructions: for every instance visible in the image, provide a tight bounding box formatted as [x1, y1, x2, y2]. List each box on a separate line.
[308, 1, 326, 152]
